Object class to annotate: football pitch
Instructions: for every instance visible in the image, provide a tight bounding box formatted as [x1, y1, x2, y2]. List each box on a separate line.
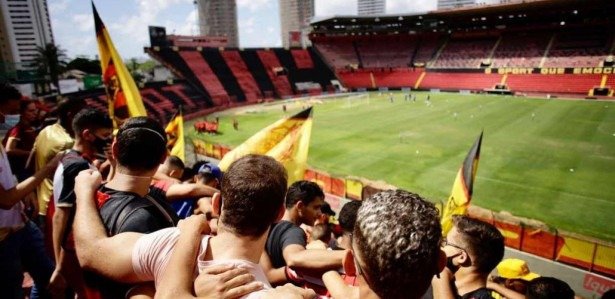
[186, 92, 615, 242]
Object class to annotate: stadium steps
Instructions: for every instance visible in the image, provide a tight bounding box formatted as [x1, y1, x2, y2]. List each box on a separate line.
[221, 50, 262, 102]
[291, 49, 314, 69]
[201, 49, 246, 102]
[179, 51, 230, 106]
[239, 50, 276, 98]
[491, 32, 551, 68]
[356, 36, 417, 68]
[414, 34, 446, 67]
[160, 84, 198, 108]
[256, 50, 294, 98]
[353, 41, 363, 68]
[539, 33, 556, 68]
[506, 74, 601, 94]
[152, 48, 214, 107]
[272, 49, 299, 94]
[306, 48, 338, 91]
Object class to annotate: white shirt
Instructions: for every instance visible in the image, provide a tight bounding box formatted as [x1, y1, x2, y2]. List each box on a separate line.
[0, 147, 21, 228]
[132, 227, 271, 299]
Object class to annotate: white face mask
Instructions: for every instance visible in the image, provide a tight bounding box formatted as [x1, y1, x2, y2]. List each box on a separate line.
[1, 114, 20, 129]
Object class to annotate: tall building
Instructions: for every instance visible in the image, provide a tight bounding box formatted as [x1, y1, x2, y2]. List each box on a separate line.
[0, 0, 54, 73]
[358, 0, 386, 16]
[438, 0, 500, 9]
[279, 0, 314, 48]
[197, 0, 239, 47]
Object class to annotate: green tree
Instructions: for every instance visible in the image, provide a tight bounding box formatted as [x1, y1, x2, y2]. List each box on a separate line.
[32, 43, 68, 93]
[66, 57, 101, 74]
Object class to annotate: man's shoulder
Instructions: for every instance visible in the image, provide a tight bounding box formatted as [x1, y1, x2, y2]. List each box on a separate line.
[60, 151, 89, 167]
[271, 221, 303, 235]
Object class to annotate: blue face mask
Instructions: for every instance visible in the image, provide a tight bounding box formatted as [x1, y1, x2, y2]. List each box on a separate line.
[2, 114, 20, 129]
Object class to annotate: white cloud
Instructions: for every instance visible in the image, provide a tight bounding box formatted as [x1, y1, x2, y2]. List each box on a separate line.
[240, 17, 256, 34]
[315, 0, 357, 17]
[72, 14, 93, 32]
[237, 0, 273, 12]
[387, 0, 436, 14]
[49, 0, 70, 15]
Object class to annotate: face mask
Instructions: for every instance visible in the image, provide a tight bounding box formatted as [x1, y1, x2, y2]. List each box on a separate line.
[3, 114, 20, 128]
[446, 254, 461, 273]
[92, 136, 112, 156]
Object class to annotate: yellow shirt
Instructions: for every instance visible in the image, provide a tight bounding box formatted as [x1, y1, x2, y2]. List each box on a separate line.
[33, 123, 73, 215]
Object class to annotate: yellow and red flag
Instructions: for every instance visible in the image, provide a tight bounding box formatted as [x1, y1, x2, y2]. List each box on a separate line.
[441, 131, 483, 235]
[218, 107, 313, 184]
[165, 106, 185, 161]
[92, 2, 146, 127]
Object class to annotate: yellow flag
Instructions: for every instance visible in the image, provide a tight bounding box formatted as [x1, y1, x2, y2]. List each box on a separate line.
[93, 2, 146, 127]
[165, 106, 185, 161]
[441, 131, 483, 235]
[218, 107, 313, 184]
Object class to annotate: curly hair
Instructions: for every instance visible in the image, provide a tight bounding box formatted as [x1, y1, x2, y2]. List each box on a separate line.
[353, 190, 442, 299]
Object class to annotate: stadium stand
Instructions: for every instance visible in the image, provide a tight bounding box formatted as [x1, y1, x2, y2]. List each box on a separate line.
[147, 47, 215, 107]
[505, 74, 602, 94]
[291, 49, 315, 69]
[239, 50, 277, 98]
[356, 35, 417, 68]
[221, 50, 263, 102]
[543, 27, 613, 68]
[201, 49, 246, 102]
[178, 51, 230, 106]
[256, 50, 294, 98]
[79, 81, 205, 123]
[312, 36, 360, 70]
[491, 32, 551, 68]
[419, 72, 502, 90]
[431, 36, 498, 69]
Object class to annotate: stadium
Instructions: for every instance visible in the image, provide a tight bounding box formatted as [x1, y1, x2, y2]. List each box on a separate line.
[1, 0, 614, 297]
[79, 0, 615, 289]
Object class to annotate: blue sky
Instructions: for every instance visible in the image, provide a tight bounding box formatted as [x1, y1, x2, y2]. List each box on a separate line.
[49, 0, 437, 60]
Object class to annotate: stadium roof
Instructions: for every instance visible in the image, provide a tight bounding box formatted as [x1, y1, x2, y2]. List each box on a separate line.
[310, 0, 614, 34]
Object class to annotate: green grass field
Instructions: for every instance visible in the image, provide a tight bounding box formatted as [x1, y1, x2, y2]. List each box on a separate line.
[187, 92, 615, 242]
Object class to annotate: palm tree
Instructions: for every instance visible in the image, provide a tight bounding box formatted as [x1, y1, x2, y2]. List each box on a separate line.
[32, 43, 68, 93]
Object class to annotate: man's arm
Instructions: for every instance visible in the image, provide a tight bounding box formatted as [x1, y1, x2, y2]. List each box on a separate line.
[0, 151, 61, 209]
[51, 206, 70, 265]
[72, 169, 142, 283]
[5, 137, 31, 157]
[165, 183, 218, 201]
[283, 244, 345, 271]
[260, 251, 287, 285]
[322, 271, 359, 299]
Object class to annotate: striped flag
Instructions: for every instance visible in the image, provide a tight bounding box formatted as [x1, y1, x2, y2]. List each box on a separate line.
[441, 131, 484, 235]
[218, 107, 313, 184]
[92, 2, 146, 127]
[165, 106, 185, 161]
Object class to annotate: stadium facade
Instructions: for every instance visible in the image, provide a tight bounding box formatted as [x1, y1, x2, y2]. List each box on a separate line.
[0, 0, 54, 73]
[196, 0, 239, 47]
[358, 0, 386, 16]
[279, 0, 314, 48]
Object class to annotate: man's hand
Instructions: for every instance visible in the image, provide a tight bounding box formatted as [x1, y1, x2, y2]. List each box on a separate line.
[261, 284, 316, 299]
[194, 264, 264, 299]
[74, 169, 102, 202]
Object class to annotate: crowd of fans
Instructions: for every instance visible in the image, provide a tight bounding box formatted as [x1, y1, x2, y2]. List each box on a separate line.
[0, 81, 612, 299]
